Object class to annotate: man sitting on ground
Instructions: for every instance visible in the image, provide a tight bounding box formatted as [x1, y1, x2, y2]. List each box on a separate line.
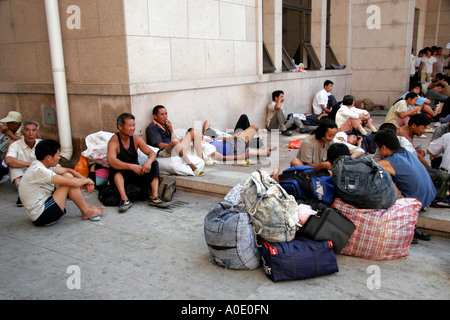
[396, 113, 431, 168]
[266, 90, 303, 136]
[312, 80, 334, 116]
[372, 123, 417, 162]
[19, 139, 104, 226]
[335, 95, 378, 136]
[428, 73, 450, 96]
[146, 105, 205, 177]
[0, 111, 23, 160]
[374, 130, 435, 244]
[5, 121, 41, 207]
[108, 113, 168, 213]
[428, 133, 450, 172]
[425, 83, 448, 111]
[291, 119, 338, 169]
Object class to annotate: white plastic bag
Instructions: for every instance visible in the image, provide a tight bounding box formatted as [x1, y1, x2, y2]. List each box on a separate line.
[81, 131, 114, 167]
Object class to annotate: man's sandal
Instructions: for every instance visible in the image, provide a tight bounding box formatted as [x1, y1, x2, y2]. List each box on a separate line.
[194, 168, 205, 177]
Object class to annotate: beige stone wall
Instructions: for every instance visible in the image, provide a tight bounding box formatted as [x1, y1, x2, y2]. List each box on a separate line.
[350, 0, 415, 107]
[124, 0, 259, 86]
[130, 70, 353, 137]
[424, 0, 450, 52]
[8, 0, 442, 165]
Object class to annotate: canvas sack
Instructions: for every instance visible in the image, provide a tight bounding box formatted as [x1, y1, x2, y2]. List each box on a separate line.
[243, 170, 300, 242]
[204, 202, 261, 270]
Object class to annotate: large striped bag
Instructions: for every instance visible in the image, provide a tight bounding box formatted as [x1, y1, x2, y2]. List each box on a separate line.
[332, 198, 421, 260]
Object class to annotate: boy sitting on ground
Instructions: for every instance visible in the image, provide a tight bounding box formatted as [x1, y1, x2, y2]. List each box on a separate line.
[19, 139, 105, 226]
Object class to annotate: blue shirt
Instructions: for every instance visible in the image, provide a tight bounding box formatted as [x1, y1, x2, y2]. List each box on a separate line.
[386, 149, 436, 208]
[401, 92, 427, 106]
[209, 139, 234, 156]
[146, 123, 171, 148]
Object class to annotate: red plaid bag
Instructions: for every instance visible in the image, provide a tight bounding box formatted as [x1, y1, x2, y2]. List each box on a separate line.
[332, 198, 421, 260]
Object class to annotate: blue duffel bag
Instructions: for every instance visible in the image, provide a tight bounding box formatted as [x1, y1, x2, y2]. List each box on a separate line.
[204, 201, 261, 270]
[278, 165, 335, 204]
[259, 237, 339, 282]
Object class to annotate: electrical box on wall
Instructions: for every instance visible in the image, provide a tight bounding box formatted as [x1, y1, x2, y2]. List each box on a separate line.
[44, 108, 56, 125]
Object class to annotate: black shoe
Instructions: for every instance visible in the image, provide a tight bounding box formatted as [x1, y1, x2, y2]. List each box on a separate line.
[414, 228, 431, 241]
[281, 130, 293, 136]
[16, 197, 23, 207]
[118, 200, 132, 213]
[149, 196, 169, 208]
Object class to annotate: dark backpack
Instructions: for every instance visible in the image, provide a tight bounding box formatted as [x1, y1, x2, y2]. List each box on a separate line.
[332, 155, 397, 209]
[278, 166, 335, 204]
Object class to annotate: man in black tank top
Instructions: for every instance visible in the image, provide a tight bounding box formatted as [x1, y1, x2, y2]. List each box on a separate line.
[107, 113, 168, 212]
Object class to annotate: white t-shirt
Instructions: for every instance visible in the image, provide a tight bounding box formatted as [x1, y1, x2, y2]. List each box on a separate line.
[410, 54, 416, 76]
[6, 138, 41, 182]
[421, 56, 437, 74]
[312, 89, 330, 115]
[335, 105, 360, 128]
[266, 101, 284, 128]
[428, 133, 450, 172]
[19, 160, 56, 221]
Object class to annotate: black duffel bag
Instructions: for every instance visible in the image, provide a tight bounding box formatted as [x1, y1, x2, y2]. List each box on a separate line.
[297, 198, 355, 254]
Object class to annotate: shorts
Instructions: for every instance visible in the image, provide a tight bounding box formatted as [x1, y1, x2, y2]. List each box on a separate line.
[33, 196, 66, 227]
[108, 161, 160, 191]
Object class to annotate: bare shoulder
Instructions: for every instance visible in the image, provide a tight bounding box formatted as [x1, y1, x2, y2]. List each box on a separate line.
[107, 133, 119, 151]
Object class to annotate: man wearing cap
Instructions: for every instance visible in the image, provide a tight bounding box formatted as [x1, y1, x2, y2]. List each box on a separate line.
[5, 121, 41, 207]
[0, 111, 23, 159]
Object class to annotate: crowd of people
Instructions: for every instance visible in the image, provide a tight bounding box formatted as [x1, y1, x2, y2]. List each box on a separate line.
[268, 74, 450, 244]
[1, 51, 449, 229]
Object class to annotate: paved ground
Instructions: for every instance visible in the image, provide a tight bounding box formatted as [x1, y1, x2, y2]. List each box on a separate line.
[0, 115, 449, 304]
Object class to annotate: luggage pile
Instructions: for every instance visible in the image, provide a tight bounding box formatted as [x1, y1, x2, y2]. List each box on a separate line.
[204, 160, 421, 282]
[204, 170, 340, 282]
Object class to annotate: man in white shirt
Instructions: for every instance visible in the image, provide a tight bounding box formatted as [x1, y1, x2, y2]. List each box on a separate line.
[312, 80, 334, 115]
[428, 133, 450, 172]
[19, 139, 104, 226]
[5, 121, 41, 207]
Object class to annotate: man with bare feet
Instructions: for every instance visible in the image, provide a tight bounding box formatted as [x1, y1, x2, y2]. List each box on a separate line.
[19, 139, 105, 226]
[146, 105, 205, 176]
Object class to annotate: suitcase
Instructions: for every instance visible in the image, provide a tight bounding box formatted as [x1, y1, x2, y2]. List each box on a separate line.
[259, 237, 339, 282]
[298, 199, 355, 254]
